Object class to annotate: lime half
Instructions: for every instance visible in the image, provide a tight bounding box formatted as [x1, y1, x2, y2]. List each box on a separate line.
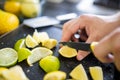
[0, 48, 18, 67]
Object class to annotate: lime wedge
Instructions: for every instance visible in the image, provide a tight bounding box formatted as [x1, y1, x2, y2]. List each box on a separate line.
[14, 39, 26, 51]
[58, 46, 77, 58]
[39, 56, 60, 73]
[43, 71, 66, 80]
[25, 34, 38, 48]
[32, 29, 41, 43]
[38, 32, 49, 43]
[27, 47, 53, 66]
[0, 48, 18, 67]
[18, 48, 31, 62]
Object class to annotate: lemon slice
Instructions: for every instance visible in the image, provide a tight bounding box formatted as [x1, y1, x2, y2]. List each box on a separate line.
[14, 39, 26, 51]
[42, 39, 57, 49]
[2, 65, 29, 80]
[39, 56, 60, 73]
[27, 47, 53, 66]
[25, 34, 38, 48]
[58, 46, 77, 58]
[43, 71, 66, 80]
[70, 64, 88, 80]
[18, 48, 31, 62]
[89, 66, 103, 80]
[0, 48, 18, 67]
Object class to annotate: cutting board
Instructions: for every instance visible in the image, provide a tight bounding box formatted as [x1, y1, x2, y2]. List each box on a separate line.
[0, 24, 115, 80]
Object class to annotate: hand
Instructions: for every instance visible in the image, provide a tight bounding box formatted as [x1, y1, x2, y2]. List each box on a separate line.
[61, 13, 120, 60]
[93, 28, 120, 71]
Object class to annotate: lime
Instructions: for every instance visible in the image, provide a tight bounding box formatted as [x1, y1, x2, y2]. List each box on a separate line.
[18, 48, 31, 62]
[90, 42, 98, 52]
[43, 71, 66, 80]
[14, 39, 26, 51]
[70, 64, 88, 80]
[58, 46, 77, 58]
[2, 65, 29, 80]
[25, 34, 38, 48]
[42, 39, 58, 49]
[39, 56, 60, 73]
[0, 48, 18, 67]
[89, 66, 103, 80]
[27, 47, 53, 66]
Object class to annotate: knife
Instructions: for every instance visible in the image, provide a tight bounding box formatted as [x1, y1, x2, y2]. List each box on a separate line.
[59, 42, 98, 52]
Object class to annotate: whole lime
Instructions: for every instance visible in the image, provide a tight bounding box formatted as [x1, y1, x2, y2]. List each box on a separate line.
[39, 56, 60, 73]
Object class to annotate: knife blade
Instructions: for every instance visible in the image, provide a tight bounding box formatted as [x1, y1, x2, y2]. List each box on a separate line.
[59, 42, 98, 52]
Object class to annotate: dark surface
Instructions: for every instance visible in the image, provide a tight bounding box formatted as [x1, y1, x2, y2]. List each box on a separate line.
[0, 1, 119, 80]
[0, 24, 115, 80]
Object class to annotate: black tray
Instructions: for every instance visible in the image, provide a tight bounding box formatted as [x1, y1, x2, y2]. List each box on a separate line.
[0, 24, 115, 80]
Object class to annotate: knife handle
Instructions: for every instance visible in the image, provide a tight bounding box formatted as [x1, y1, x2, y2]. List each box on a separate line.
[90, 42, 98, 52]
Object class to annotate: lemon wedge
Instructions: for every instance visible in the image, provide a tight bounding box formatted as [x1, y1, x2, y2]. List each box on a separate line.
[42, 39, 57, 49]
[58, 46, 77, 58]
[27, 47, 53, 66]
[70, 64, 88, 80]
[43, 71, 66, 80]
[89, 66, 103, 80]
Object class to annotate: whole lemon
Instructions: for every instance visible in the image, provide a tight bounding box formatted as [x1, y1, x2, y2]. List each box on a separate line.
[0, 10, 19, 35]
[4, 1, 21, 15]
[39, 56, 60, 73]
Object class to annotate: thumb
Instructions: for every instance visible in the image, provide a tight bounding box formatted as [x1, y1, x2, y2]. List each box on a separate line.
[93, 38, 114, 63]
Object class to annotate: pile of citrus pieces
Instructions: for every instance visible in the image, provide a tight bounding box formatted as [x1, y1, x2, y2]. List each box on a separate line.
[0, 30, 103, 80]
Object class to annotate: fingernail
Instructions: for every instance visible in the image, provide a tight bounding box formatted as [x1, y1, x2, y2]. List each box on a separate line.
[76, 55, 84, 61]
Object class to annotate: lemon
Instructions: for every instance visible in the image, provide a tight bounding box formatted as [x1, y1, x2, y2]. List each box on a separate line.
[14, 39, 26, 51]
[27, 47, 53, 66]
[42, 39, 57, 49]
[38, 32, 49, 43]
[18, 48, 31, 62]
[4, 1, 21, 15]
[43, 71, 66, 80]
[33, 29, 41, 43]
[89, 66, 103, 80]
[90, 42, 98, 52]
[0, 67, 8, 75]
[58, 46, 77, 58]
[39, 56, 60, 73]
[0, 48, 18, 67]
[2, 65, 29, 80]
[25, 34, 38, 48]
[0, 10, 19, 35]
[70, 64, 88, 80]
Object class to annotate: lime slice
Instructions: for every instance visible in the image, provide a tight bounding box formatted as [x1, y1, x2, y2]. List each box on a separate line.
[42, 39, 57, 49]
[0, 48, 18, 67]
[27, 47, 53, 66]
[58, 46, 77, 58]
[14, 39, 26, 51]
[70, 64, 88, 80]
[43, 71, 66, 80]
[33, 29, 41, 43]
[89, 66, 103, 80]
[39, 56, 60, 73]
[25, 34, 38, 48]
[2, 65, 29, 80]
[18, 48, 31, 62]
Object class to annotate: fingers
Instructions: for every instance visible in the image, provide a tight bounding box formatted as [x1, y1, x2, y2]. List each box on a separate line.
[61, 17, 85, 42]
